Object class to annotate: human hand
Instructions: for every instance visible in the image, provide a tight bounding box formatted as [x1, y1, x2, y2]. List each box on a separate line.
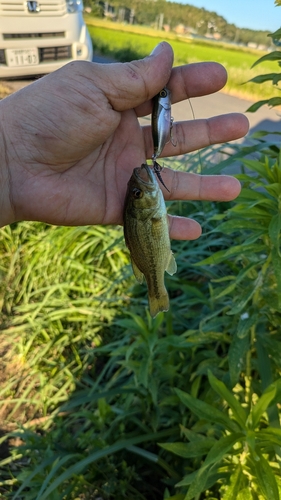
[0, 42, 249, 237]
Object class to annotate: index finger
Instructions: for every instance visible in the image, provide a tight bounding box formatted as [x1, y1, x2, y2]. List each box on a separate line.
[136, 61, 227, 117]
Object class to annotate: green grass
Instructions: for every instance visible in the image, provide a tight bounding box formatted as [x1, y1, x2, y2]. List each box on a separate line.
[1, 139, 281, 498]
[87, 17, 280, 101]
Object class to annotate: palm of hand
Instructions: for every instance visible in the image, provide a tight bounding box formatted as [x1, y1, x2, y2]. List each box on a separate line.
[6, 80, 146, 226]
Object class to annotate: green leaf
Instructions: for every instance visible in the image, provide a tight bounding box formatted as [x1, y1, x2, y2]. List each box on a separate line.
[257, 429, 281, 448]
[240, 159, 276, 183]
[215, 219, 266, 234]
[37, 431, 175, 500]
[256, 334, 274, 392]
[159, 439, 216, 458]
[251, 50, 281, 68]
[265, 183, 281, 197]
[127, 445, 181, 480]
[222, 465, 244, 500]
[247, 73, 281, 84]
[34, 454, 80, 500]
[268, 214, 281, 253]
[237, 313, 258, 339]
[251, 384, 277, 429]
[253, 452, 279, 500]
[228, 331, 250, 387]
[164, 494, 185, 500]
[228, 289, 256, 316]
[246, 100, 271, 113]
[246, 97, 281, 112]
[214, 262, 258, 301]
[11, 455, 79, 500]
[138, 357, 151, 388]
[175, 388, 239, 432]
[184, 433, 244, 500]
[238, 187, 276, 205]
[205, 433, 244, 468]
[273, 74, 281, 85]
[196, 244, 266, 266]
[267, 97, 281, 108]
[272, 247, 281, 300]
[228, 273, 263, 316]
[183, 466, 211, 500]
[269, 28, 281, 39]
[237, 488, 253, 500]
[126, 312, 150, 336]
[208, 372, 247, 429]
[177, 470, 198, 487]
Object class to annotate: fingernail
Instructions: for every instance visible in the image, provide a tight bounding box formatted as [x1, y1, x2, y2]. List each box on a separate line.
[150, 43, 164, 56]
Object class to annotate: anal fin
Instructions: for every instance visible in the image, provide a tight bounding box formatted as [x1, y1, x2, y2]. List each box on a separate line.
[166, 252, 177, 276]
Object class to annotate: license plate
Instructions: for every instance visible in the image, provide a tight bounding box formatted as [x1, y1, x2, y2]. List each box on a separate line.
[6, 48, 39, 67]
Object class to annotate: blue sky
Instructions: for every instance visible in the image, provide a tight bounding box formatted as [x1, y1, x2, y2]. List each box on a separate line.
[177, 1, 280, 32]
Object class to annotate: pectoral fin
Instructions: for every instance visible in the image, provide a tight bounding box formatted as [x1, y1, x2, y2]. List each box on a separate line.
[166, 252, 177, 276]
[131, 257, 144, 284]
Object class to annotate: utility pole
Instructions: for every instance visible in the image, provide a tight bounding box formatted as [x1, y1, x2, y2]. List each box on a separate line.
[129, 8, 135, 24]
[158, 12, 164, 30]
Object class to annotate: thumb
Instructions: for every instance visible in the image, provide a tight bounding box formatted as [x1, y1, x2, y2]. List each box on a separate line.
[94, 42, 174, 111]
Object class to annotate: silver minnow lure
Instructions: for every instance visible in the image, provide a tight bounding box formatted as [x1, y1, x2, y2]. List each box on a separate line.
[151, 87, 174, 161]
[151, 87, 176, 192]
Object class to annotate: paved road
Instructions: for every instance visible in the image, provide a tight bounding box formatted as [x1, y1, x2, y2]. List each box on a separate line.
[174, 91, 281, 137]
[3, 54, 281, 137]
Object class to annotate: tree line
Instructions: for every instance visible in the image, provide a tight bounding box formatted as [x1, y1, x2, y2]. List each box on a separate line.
[85, 0, 273, 48]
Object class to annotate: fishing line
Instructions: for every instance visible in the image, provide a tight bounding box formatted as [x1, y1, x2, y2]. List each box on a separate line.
[187, 96, 204, 175]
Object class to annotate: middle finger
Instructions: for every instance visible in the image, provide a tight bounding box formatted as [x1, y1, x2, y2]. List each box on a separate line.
[135, 61, 228, 117]
[143, 112, 249, 158]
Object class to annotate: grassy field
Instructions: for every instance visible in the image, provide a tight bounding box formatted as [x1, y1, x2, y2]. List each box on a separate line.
[86, 16, 279, 102]
[2, 144, 281, 498]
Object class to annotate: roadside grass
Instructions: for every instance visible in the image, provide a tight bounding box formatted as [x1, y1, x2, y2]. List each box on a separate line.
[0, 223, 132, 426]
[1, 138, 281, 498]
[86, 17, 279, 101]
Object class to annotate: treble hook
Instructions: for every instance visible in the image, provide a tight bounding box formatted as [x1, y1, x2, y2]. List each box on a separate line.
[153, 160, 170, 193]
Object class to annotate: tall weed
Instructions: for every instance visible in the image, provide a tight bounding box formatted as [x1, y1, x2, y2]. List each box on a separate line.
[1, 135, 281, 499]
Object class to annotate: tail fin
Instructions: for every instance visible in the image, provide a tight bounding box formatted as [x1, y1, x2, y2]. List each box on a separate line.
[148, 292, 169, 318]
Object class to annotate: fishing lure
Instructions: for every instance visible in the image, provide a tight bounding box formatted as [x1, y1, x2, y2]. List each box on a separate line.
[151, 87, 176, 192]
[152, 87, 174, 161]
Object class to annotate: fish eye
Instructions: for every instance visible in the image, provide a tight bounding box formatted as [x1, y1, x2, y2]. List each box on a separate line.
[132, 188, 143, 199]
[159, 89, 167, 97]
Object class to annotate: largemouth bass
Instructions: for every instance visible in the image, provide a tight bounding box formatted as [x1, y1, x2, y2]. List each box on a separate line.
[123, 163, 177, 317]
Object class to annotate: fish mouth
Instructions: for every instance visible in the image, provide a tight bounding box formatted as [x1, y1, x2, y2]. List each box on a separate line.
[134, 163, 154, 185]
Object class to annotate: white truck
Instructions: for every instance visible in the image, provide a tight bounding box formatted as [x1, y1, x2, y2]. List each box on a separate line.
[0, 0, 93, 78]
